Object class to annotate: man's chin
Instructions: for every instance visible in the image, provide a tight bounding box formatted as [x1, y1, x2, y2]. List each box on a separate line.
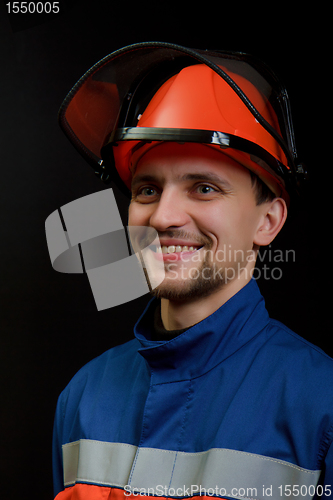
[150, 265, 227, 302]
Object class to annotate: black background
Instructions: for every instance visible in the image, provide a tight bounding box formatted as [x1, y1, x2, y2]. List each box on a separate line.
[0, 2, 330, 498]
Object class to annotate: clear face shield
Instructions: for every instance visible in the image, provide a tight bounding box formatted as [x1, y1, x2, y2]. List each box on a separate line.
[58, 42, 306, 199]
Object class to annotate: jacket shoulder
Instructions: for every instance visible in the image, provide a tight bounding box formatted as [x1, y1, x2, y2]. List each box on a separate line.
[60, 338, 140, 400]
[267, 318, 333, 376]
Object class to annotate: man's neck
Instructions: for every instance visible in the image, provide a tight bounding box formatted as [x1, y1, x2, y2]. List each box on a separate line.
[160, 275, 252, 331]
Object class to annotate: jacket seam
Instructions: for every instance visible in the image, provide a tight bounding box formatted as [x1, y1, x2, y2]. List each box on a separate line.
[169, 380, 194, 488]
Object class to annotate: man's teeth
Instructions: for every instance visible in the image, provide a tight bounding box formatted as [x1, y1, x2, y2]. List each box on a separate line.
[156, 245, 199, 254]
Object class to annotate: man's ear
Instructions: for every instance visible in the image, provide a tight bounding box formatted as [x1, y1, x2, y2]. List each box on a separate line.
[253, 198, 288, 247]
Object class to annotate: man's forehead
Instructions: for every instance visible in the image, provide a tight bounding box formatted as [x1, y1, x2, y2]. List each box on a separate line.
[131, 142, 250, 188]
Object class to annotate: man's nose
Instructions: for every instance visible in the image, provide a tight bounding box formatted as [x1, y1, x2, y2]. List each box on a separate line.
[149, 189, 191, 232]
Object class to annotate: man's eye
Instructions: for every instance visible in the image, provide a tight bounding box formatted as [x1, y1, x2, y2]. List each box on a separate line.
[196, 185, 216, 194]
[131, 185, 160, 203]
[139, 187, 157, 197]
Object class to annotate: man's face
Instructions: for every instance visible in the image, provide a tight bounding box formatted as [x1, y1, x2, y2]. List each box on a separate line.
[128, 143, 264, 301]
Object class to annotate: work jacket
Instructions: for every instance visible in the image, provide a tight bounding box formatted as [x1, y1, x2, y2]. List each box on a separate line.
[53, 279, 333, 500]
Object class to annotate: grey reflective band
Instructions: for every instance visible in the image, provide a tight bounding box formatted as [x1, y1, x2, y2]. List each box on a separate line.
[63, 440, 321, 500]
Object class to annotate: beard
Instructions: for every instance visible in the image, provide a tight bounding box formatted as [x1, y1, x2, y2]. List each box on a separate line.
[150, 259, 227, 301]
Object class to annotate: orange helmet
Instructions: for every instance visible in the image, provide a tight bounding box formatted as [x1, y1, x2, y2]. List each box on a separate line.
[59, 42, 306, 203]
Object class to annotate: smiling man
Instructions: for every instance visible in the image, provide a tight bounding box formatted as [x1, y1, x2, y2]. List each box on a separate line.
[128, 142, 286, 330]
[52, 43, 333, 500]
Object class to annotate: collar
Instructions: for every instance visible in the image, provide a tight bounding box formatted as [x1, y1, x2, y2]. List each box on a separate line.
[134, 279, 270, 382]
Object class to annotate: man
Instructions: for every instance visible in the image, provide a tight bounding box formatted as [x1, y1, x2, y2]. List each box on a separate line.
[52, 43, 333, 500]
[128, 142, 286, 329]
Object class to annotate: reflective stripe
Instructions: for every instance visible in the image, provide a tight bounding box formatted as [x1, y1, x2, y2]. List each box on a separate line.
[63, 440, 321, 500]
[63, 440, 137, 488]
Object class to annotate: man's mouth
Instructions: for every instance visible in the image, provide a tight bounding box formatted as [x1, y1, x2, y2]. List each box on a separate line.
[157, 245, 202, 254]
[147, 243, 204, 262]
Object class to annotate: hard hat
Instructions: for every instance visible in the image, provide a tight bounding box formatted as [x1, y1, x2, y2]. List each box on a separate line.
[59, 42, 306, 203]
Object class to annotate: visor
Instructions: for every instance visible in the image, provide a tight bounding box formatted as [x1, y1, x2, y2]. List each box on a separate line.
[58, 42, 302, 196]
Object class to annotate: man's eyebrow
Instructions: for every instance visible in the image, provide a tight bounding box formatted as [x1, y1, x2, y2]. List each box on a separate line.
[131, 174, 158, 189]
[180, 172, 233, 189]
[131, 172, 233, 190]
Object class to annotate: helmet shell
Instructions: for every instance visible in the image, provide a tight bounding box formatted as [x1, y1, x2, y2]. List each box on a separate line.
[112, 64, 289, 199]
